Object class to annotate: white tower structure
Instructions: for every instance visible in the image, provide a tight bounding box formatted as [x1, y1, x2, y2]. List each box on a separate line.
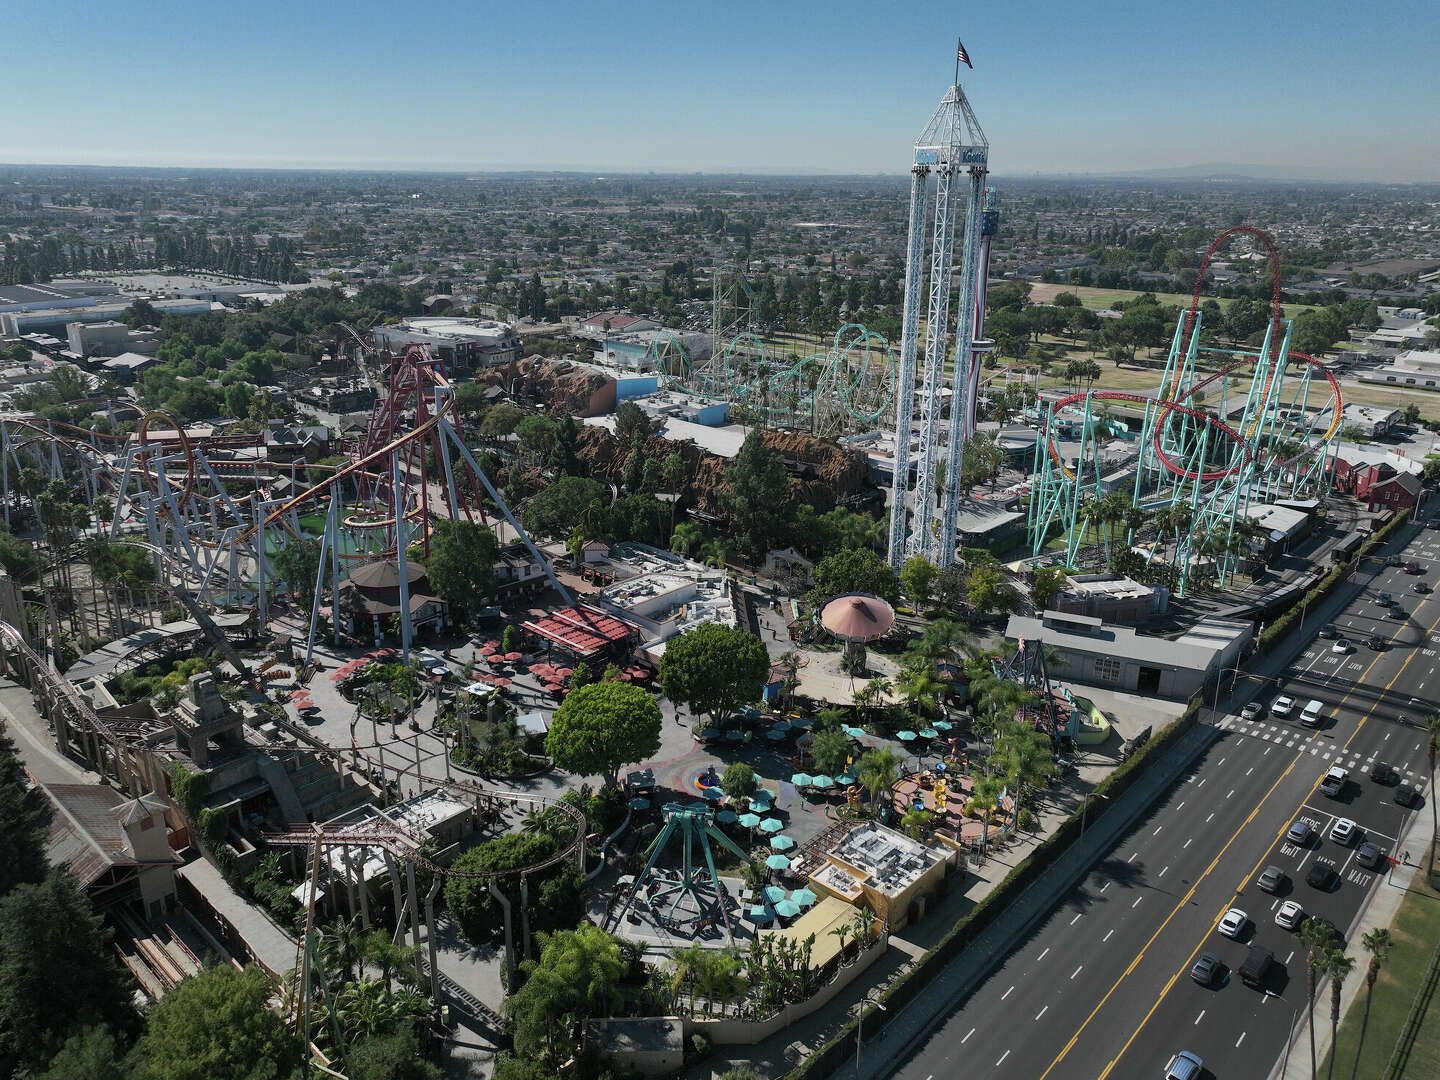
[886, 78, 995, 569]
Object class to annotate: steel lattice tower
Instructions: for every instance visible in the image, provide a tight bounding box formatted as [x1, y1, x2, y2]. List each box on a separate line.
[887, 80, 992, 569]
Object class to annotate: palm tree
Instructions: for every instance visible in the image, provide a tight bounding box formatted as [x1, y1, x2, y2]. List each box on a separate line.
[858, 747, 899, 817]
[967, 771, 1006, 858]
[320, 914, 365, 984]
[667, 942, 707, 1014]
[1324, 948, 1355, 1080]
[1426, 713, 1440, 875]
[895, 664, 944, 718]
[362, 930, 418, 994]
[1300, 918, 1336, 1080]
[670, 521, 703, 557]
[828, 921, 852, 963]
[1350, 928, 1393, 1080]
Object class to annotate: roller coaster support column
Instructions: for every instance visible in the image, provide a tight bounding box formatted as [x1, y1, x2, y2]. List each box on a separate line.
[1, 422, 9, 530]
[304, 493, 340, 667]
[886, 165, 932, 567]
[440, 421, 575, 607]
[424, 875, 442, 1000]
[405, 856, 423, 955]
[490, 879, 516, 983]
[939, 164, 989, 567]
[392, 453, 412, 666]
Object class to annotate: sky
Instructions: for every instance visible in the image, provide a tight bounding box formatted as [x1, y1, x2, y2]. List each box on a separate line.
[4, 0, 1438, 180]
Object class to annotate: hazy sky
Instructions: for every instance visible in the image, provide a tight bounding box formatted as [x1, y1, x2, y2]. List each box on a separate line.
[5, 0, 1437, 179]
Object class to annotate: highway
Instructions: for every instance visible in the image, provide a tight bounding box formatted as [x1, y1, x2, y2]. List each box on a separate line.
[890, 521, 1437, 1080]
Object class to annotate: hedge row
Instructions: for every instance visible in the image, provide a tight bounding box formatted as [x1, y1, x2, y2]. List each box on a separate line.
[1257, 508, 1411, 654]
[786, 698, 1204, 1080]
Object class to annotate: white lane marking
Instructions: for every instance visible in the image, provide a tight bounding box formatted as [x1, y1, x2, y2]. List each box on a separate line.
[1227, 789, 1236, 799]
[1184, 838, 1193, 849]
[1195, 1010, 1206, 1025]
[962, 1027, 975, 1044]
[1103, 929, 1114, 942]
[997, 1050, 1011, 1067]
[1198, 778, 1207, 787]
[1038, 947, 1050, 961]
[1159, 866, 1169, 878]
[1218, 757, 1227, 766]
[1035, 1005, 1048, 1021]
[1101, 882, 1110, 893]
[1153, 825, 1164, 836]
[1128, 852, 1138, 863]
[1132, 896, 1143, 908]
[1070, 913, 1083, 926]
[1265, 746, 1272, 755]
[1002, 985, 1014, 1000]
[1206, 812, 1216, 822]
[1176, 801, 1185, 812]
[1286, 951, 1294, 965]
[1247, 767, 1255, 776]
[1071, 965, 1084, 979]
[1236, 1032, 1247, 1048]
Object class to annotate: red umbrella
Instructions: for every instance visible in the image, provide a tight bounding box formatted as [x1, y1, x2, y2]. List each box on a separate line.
[479, 643, 497, 654]
[493, 677, 511, 687]
[504, 652, 523, 662]
[555, 667, 574, 678]
[487, 655, 505, 666]
[288, 689, 309, 700]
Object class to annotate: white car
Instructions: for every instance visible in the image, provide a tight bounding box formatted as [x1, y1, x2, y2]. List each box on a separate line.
[1218, 907, 1248, 939]
[1271, 696, 1295, 718]
[1330, 817, 1358, 845]
[1332, 639, 1351, 654]
[1276, 900, 1305, 929]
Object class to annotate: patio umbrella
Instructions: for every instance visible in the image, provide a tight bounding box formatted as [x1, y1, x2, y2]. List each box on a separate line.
[701, 785, 724, 801]
[487, 655, 505, 666]
[628, 797, 651, 811]
[759, 818, 784, 833]
[698, 727, 723, 740]
[842, 725, 867, 738]
[919, 728, 939, 739]
[724, 730, 744, 741]
[751, 791, 774, 807]
[763, 885, 788, 903]
[932, 720, 952, 731]
[770, 834, 796, 851]
[766, 729, 788, 741]
[748, 905, 776, 923]
[790, 773, 814, 788]
[504, 651, 523, 662]
[555, 667, 573, 677]
[774, 899, 801, 918]
[765, 853, 792, 871]
[738, 813, 762, 828]
[770, 719, 791, 732]
[716, 810, 739, 824]
[791, 888, 818, 907]
[493, 678, 511, 687]
[808, 774, 834, 789]
[897, 730, 918, 742]
[837, 771, 858, 786]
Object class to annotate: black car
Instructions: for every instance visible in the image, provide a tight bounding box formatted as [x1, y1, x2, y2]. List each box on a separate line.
[1307, 862, 1339, 891]
[1257, 865, 1288, 894]
[1413, 582, 1432, 595]
[1388, 606, 1407, 620]
[1371, 761, 1398, 784]
[1397, 782, 1422, 807]
[1190, 951, 1224, 987]
[1367, 636, 1388, 650]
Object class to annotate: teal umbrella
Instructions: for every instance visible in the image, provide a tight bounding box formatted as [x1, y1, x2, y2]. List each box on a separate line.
[842, 725, 867, 738]
[699, 727, 722, 739]
[770, 720, 792, 732]
[791, 772, 814, 787]
[791, 888, 818, 907]
[765, 853, 792, 870]
[763, 885, 788, 903]
[716, 809, 739, 824]
[700, 786, 724, 800]
[810, 774, 835, 789]
[739, 813, 762, 828]
[766, 729, 788, 741]
[770, 834, 796, 850]
[751, 793, 774, 809]
[759, 818, 784, 833]
[932, 720, 952, 731]
[774, 899, 801, 918]
[789, 716, 813, 729]
[748, 905, 776, 923]
[919, 728, 939, 739]
[897, 730, 918, 741]
[837, 771, 858, 785]
[628, 797, 650, 811]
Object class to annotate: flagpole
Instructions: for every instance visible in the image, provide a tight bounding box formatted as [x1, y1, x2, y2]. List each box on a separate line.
[955, 36, 961, 86]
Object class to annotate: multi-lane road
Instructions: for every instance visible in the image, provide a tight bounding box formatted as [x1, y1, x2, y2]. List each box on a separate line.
[891, 523, 1438, 1080]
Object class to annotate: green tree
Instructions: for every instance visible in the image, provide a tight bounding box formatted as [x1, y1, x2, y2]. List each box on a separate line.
[503, 925, 624, 1064]
[669, 521, 703, 556]
[425, 519, 500, 620]
[658, 623, 770, 727]
[1349, 928, 1393, 1080]
[445, 833, 570, 942]
[1324, 948, 1354, 1080]
[270, 536, 322, 603]
[523, 476, 604, 540]
[1300, 918, 1337, 1080]
[719, 430, 794, 562]
[132, 965, 298, 1080]
[857, 747, 899, 814]
[480, 403, 526, 439]
[721, 761, 757, 800]
[545, 682, 662, 788]
[810, 547, 899, 606]
[899, 555, 937, 608]
[0, 729, 51, 896]
[0, 874, 134, 1075]
[35, 1024, 127, 1080]
[1030, 566, 1070, 611]
[965, 563, 1019, 618]
[346, 1030, 441, 1080]
[809, 727, 852, 776]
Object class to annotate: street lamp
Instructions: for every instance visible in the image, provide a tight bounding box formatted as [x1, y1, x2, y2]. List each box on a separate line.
[1078, 790, 1110, 839]
[855, 989, 887, 1077]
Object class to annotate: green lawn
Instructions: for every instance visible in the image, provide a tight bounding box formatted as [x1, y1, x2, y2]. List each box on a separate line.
[1323, 848, 1440, 1079]
[1026, 282, 1316, 320]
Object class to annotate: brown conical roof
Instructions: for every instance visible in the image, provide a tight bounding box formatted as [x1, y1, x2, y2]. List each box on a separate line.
[818, 593, 896, 642]
[346, 559, 426, 590]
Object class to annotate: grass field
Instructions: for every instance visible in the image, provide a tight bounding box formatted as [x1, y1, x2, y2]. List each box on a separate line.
[1323, 848, 1440, 1079]
[1026, 282, 1316, 320]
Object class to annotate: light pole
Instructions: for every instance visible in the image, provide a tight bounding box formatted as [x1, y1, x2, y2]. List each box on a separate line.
[1079, 790, 1110, 839]
[855, 989, 887, 1077]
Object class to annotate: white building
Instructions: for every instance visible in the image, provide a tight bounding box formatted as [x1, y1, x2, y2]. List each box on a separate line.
[1359, 349, 1440, 390]
[372, 317, 520, 372]
[596, 543, 739, 659]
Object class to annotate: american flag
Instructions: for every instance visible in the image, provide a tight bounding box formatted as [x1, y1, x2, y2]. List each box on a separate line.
[956, 38, 973, 70]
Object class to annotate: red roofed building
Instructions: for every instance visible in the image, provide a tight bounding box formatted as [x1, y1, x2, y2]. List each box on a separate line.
[1366, 471, 1423, 513]
[522, 605, 639, 661]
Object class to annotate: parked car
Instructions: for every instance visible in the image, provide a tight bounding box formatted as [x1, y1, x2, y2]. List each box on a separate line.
[1276, 900, 1305, 929]
[1271, 696, 1296, 718]
[1357, 841, 1386, 869]
[1307, 861, 1339, 891]
[1287, 819, 1316, 846]
[1397, 782, 1422, 807]
[1218, 907, 1248, 938]
[1330, 817, 1358, 845]
[1257, 865, 1287, 893]
[1331, 639, 1352, 654]
[1241, 702, 1262, 721]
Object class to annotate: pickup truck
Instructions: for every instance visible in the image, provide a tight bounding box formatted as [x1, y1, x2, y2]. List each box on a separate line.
[1320, 765, 1349, 797]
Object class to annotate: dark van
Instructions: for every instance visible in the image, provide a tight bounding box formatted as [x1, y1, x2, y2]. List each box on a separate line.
[1239, 944, 1273, 988]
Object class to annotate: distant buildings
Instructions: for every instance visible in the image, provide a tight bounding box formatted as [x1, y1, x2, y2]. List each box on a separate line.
[1359, 349, 1440, 390]
[372, 317, 521, 373]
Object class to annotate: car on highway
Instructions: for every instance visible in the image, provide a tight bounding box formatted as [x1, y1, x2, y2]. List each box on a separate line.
[1371, 761, 1398, 784]
[1413, 582, 1431, 594]
[1330, 817, 1358, 845]
[1288, 819, 1316, 846]
[1378, 591, 1393, 606]
[1257, 864, 1288, 893]
[1397, 782, 1422, 807]
[1189, 952, 1224, 987]
[1302, 699, 1326, 726]
[1331, 639, 1352, 654]
[1271, 696, 1296, 718]
[1430, 521, 1440, 531]
[1307, 861, 1339, 891]
[1389, 605, 1407, 619]
[1218, 907, 1248, 938]
[1319, 623, 1337, 639]
[1367, 635, 1388, 650]
[1404, 561, 1422, 574]
[1165, 1050, 1204, 1080]
[1241, 701, 1262, 721]
[1321, 765, 1350, 797]
[1276, 899, 1305, 929]
[1357, 841, 1386, 869]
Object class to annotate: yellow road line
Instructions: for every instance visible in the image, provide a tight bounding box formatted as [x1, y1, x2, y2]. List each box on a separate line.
[1094, 590, 1436, 1078]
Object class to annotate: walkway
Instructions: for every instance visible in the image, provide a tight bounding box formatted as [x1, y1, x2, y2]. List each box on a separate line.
[176, 857, 297, 978]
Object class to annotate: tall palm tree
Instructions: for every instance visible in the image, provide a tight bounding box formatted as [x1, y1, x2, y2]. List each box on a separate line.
[320, 914, 365, 985]
[1350, 928, 1393, 1080]
[895, 664, 944, 718]
[1426, 713, 1440, 875]
[858, 747, 899, 816]
[1324, 948, 1355, 1080]
[1300, 918, 1336, 1080]
[967, 772, 1006, 858]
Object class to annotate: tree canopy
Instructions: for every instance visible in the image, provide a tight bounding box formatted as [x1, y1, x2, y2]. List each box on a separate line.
[523, 476, 604, 540]
[424, 519, 500, 619]
[719, 431, 793, 561]
[810, 547, 899, 606]
[544, 681, 662, 788]
[658, 623, 770, 726]
[0, 729, 51, 897]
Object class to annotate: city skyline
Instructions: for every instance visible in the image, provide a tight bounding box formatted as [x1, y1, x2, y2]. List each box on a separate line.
[4, 0, 1437, 181]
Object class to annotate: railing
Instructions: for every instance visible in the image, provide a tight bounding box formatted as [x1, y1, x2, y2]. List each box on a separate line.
[1382, 923, 1440, 1079]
